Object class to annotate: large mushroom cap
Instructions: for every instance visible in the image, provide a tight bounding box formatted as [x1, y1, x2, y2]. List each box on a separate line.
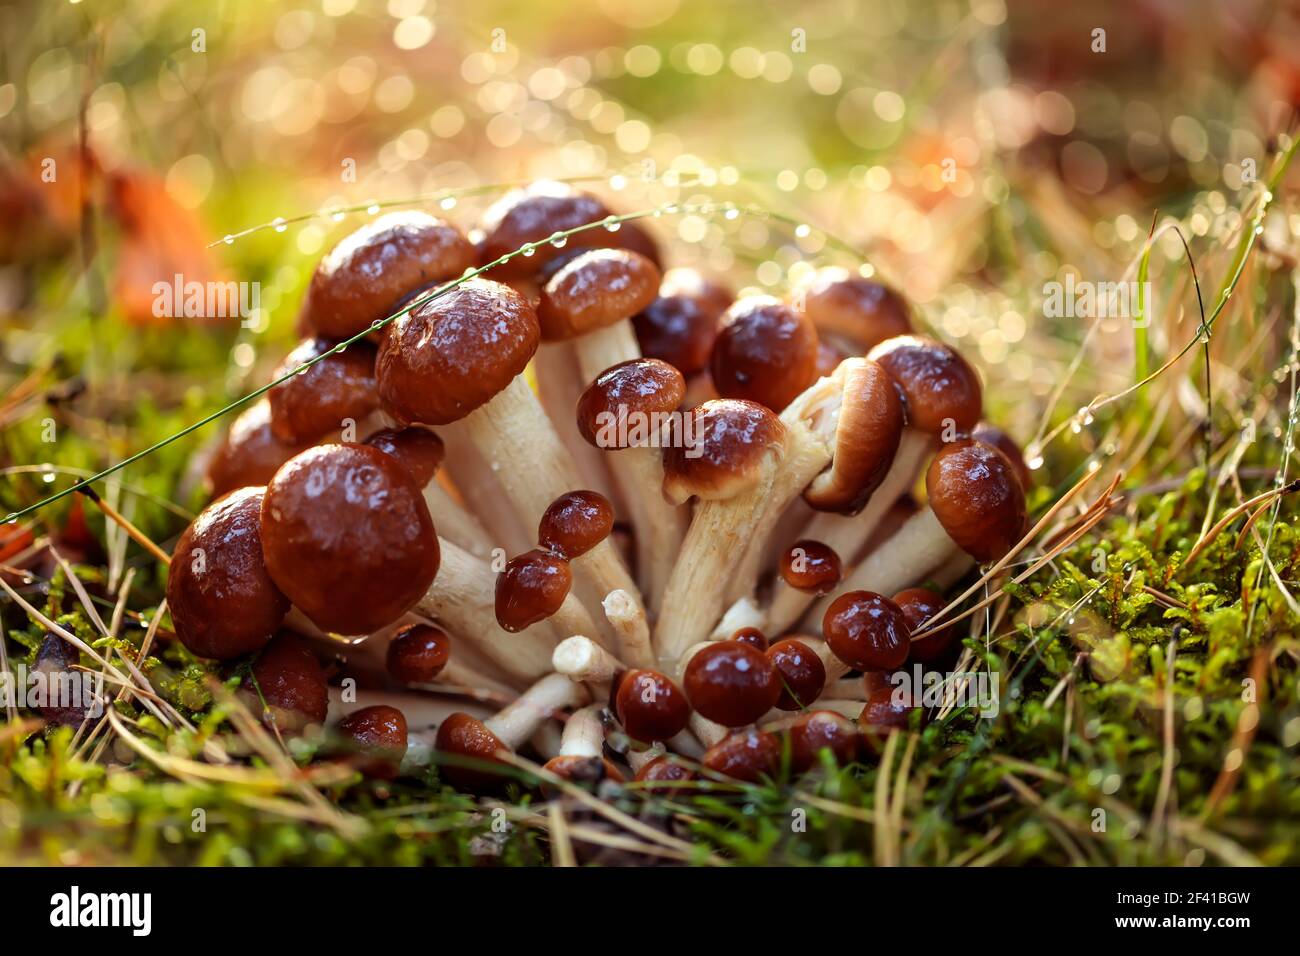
[710, 296, 819, 411]
[682, 641, 780, 727]
[364, 426, 445, 487]
[803, 358, 905, 513]
[167, 486, 289, 660]
[701, 728, 781, 783]
[632, 268, 733, 375]
[206, 400, 308, 499]
[822, 590, 911, 671]
[301, 211, 475, 339]
[435, 711, 508, 788]
[972, 421, 1032, 491]
[614, 669, 691, 743]
[376, 277, 540, 426]
[537, 248, 661, 340]
[477, 180, 612, 279]
[794, 268, 913, 350]
[662, 399, 785, 504]
[868, 335, 982, 433]
[267, 337, 379, 445]
[261, 444, 439, 635]
[244, 631, 329, 730]
[576, 358, 686, 449]
[926, 438, 1027, 563]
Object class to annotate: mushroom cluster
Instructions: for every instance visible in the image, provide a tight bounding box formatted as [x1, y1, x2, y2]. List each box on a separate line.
[172, 181, 1030, 789]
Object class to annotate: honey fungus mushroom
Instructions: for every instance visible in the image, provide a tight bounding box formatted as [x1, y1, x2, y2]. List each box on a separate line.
[386, 623, 452, 684]
[701, 727, 781, 783]
[822, 590, 912, 672]
[260, 443, 439, 636]
[613, 668, 691, 743]
[792, 268, 913, 352]
[710, 296, 820, 412]
[266, 337, 380, 445]
[167, 486, 289, 660]
[542, 705, 625, 786]
[682, 641, 780, 727]
[787, 709, 859, 773]
[767, 637, 826, 711]
[494, 549, 573, 633]
[538, 490, 614, 560]
[336, 704, 409, 781]
[242, 631, 330, 733]
[476, 180, 613, 280]
[206, 400, 309, 499]
[300, 211, 475, 339]
[633, 268, 734, 376]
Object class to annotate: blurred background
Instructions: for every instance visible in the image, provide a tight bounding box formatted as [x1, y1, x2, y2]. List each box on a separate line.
[1, 0, 1299, 528]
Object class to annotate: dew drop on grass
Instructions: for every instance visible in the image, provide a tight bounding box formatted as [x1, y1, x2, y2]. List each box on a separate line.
[603, 216, 621, 232]
[521, 243, 536, 258]
[272, 217, 287, 233]
[440, 196, 457, 210]
[223, 235, 234, 245]
[549, 232, 567, 249]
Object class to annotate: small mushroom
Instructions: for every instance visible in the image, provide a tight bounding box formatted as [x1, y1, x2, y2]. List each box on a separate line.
[205, 400, 308, 499]
[167, 486, 289, 660]
[778, 539, 843, 595]
[542, 705, 625, 786]
[792, 268, 913, 352]
[786, 709, 859, 773]
[822, 591, 911, 672]
[730, 627, 768, 652]
[633, 754, 696, 790]
[300, 211, 475, 339]
[386, 622, 451, 684]
[613, 668, 691, 743]
[260, 444, 439, 636]
[701, 727, 781, 783]
[495, 549, 573, 633]
[709, 296, 819, 412]
[336, 704, 408, 780]
[267, 337, 380, 444]
[632, 268, 733, 376]
[893, 587, 957, 664]
[682, 641, 780, 727]
[767, 637, 826, 711]
[538, 490, 614, 559]
[243, 631, 329, 732]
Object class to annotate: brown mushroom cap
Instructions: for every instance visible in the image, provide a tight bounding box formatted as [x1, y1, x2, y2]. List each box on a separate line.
[972, 421, 1031, 491]
[803, 359, 905, 513]
[167, 487, 289, 660]
[477, 181, 612, 279]
[494, 549, 572, 632]
[662, 399, 785, 504]
[893, 588, 957, 664]
[788, 709, 859, 772]
[435, 711, 508, 788]
[794, 269, 913, 350]
[859, 681, 920, 745]
[301, 211, 475, 339]
[778, 539, 843, 595]
[767, 637, 827, 711]
[537, 249, 661, 340]
[731, 627, 769, 652]
[543, 754, 626, 785]
[206, 400, 308, 499]
[633, 754, 696, 789]
[364, 426, 445, 487]
[868, 336, 982, 434]
[376, 277, 540, 426]
[244, 631, 329, 731]
[614, 669, 691, 743]
[926, 438, 1027, 563]
[815, 339, 849, 378]
[683, 641, 780, 727]
[261, 444, 439, 635]
[822, 591, 911, 671]
[386, 623, 452, 684]
[609, 219, 662, 270]
[576, 358, 686, 449]
[267, 338, 379, 445]
[701, 728, 781, 783]
[632, 268, 733, 375]
[538, 490, 614, 559]
[710, 296, 819, 412]
[337, 704, 409, 780]
[33, 635, 90, 727]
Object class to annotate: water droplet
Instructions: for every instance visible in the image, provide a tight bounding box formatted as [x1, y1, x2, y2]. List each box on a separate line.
[549, 232, 568, 249]
[440, 196, 457, 211]
[608, 174, 627, 191]
[331, 210, 345, 222]
[222, 234, 234, 245]
[724, 206, 739, 221]
[603, 216, 621, 232]
[272, 217, 287, 233]
[795, 224, 812, 238]
[521, 243, 536, 257]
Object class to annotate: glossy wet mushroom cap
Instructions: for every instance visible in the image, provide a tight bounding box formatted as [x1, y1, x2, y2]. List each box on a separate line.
[822, 590, 912, 671]
[206, 400, 308, 498]
[632, 268, 733, 375]
[244, 631, 329, 731]
[386, 623, 452, 684]
[364, 426, 445, 487]
[868, 336, 983, 434]
[701, 728, 781, 783]
[662, 399, 785, 504]
[261, 444, 439, 635]
[614, 669, 692, 743]
[972, 421, 1032, 492]
[494, 549, 572, 632]
[477, 181, 611, 279]
[376, 277, 540, 426]
[683, 641, 780, 727]
[767, 638, 826, 711]
[893, 588, 957, 664]
[538, 490, 614, 559]
[710, 296, 819, 412]
[802, 359, 904, 513]
[778, 539, 843, 595]
[731, 627, 769, 652]
[267, 338, 379, 445]
[434, 712, 508, 789]
[543, 754, 626, 785]
[859, 681, 920, 746]
[633, 754, 696, 789]
[794, 269, 913, 350]
[926, 438, 1027, 563]
[576, 358, 686, 449]
[337, 704, 409, 780]
[167, 486, 289, 660]
[301, 211, 475, 339]
[537, 249, 661, 341]
[788, 709, 859, 772]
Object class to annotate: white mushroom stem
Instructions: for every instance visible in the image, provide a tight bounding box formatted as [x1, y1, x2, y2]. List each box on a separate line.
[762, 429, 934, 635]
[422, 478, 495, 559]
[603, 588, 654, 668]
[460, 375, 648, 647]
[530, 722, 563, 760]
[484, 673, 590, 750]
[573, 323, 688, 609]
[437, 423, 533, 556]
[552, 634, 623, 687]
[801, 635, 853, 683]
[806, 508, 960, 628]
[824, 678, 869, 701]
[689, 713, 728, 749]
[654, 372, 846, 665]
[558, 705, 606, 759]
[929, 552, 975, 590]
[532, 342, 624, 510]
[417, 538, 561, 683]
[626, 744, 665, 773]
[708, 596, 766, 640]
